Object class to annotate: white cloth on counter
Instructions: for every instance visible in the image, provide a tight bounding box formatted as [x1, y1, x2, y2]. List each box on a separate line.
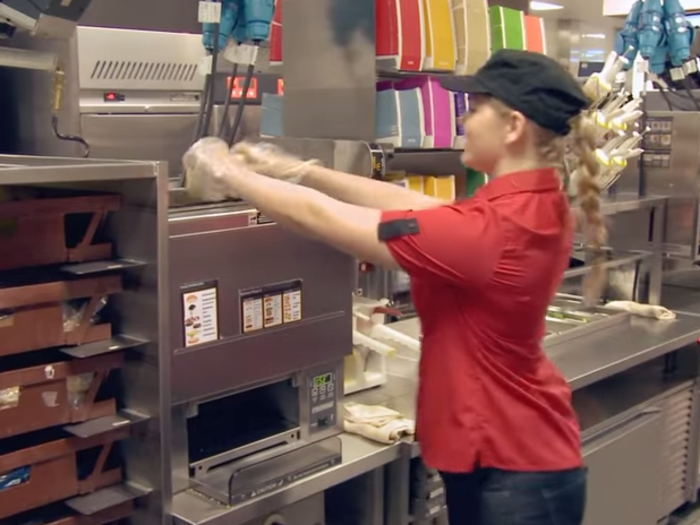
[605, 300, 676, 320]
[343, 402, 415, 445]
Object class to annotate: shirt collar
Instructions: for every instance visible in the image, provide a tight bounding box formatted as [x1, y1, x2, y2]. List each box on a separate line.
[476, 168, 563, 201]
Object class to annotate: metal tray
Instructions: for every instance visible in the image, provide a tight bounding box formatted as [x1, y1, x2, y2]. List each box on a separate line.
[544, 300, 630, 346]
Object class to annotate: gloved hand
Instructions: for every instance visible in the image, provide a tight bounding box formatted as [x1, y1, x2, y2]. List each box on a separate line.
[232, 141, 320, 184]
[183, 137, 239, 201]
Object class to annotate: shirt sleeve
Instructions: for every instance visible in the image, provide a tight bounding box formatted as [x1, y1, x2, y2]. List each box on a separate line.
[379, 201, 504, 288]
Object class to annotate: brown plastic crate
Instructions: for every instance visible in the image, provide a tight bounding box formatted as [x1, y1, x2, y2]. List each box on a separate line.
[0, 426, 130, 520]
[0, 192, 121, 272]
[0, 351, 124, 439]
[0, 274, 122, 357]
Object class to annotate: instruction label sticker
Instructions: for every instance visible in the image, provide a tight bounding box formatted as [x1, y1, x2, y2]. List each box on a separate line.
[198, 0, 222, 23]
[240, 279, 302, 333]
[182, 281, 220, 347]
[367, 143, 386, 180]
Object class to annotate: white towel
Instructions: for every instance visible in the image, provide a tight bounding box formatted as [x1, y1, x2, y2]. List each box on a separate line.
[605, 300, 676, 320]
[343, 402, 415, 445]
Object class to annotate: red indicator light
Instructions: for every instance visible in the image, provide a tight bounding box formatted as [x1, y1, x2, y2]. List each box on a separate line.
[225, 76, 258, 99]
[103, 92, 124, 102]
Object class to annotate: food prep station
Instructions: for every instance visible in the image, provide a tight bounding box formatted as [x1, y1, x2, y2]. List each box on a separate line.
[3, 149, 699, 525]
[4, 2, 700, 525]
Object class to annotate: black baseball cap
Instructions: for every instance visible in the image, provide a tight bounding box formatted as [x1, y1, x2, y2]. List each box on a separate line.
[440, 50, 589, 136]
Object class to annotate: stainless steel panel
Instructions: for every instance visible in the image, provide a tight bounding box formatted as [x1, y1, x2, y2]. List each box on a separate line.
[665, 198, 700, 258]
[582, 410, 663, 525]
[239, 493, 325, 525]
[4, 35, 83, 157]
[267, 137, 378, 178]
[613, 159, 641, 195]
[80, 0, 203, 33]
[644, 112, 700, 196]
[75, 27, 205, 92]
[326, 469, 385, 525]
[646, 90, 700, 112]
[80, 108, 263, 177]
[281, 0, 377, 140]
[81, 114, 195, 176]
[168, 206, 354, 403]
[106, 173, 172, 525]
[641, 111, 700, 259]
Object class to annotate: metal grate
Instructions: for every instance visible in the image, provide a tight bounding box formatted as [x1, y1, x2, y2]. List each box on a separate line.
[659, 388, 695, 520]
[89, 60, 199, 83]
[76, 27, 206, 91]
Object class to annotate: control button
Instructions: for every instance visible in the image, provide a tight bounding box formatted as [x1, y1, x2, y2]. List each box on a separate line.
[318, 417, 329, 427]
[312, 387, 318, 396]
[320, 385, 326, 394]
[328, 382, 334, 392]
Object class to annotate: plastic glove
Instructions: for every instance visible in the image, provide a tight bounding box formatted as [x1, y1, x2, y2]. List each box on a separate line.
[232, 141, 320, 184]
[183, 137, 237, 201]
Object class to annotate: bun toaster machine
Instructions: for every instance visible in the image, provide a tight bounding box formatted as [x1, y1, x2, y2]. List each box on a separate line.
[167, 189, 354, 507]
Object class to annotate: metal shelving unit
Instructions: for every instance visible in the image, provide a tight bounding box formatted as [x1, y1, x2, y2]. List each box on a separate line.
[0, 155, 170, 525]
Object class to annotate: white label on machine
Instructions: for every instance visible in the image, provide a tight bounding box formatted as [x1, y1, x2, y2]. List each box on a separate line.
[183, 285, 219, 347]
[199, 55, 213, 76]
[242, 297, 264, 333]
[198, 0, 222, 23]
[263, 294, 283, 328]
[223, 43, 259, 66]
[283, 290, 302, 323]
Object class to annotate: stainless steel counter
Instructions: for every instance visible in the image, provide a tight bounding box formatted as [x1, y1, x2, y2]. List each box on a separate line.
[548, 312, 700, 390]
[172, 311, 700, 525]
[172, 433, 404, 525]
[172, 379, 418, 525]
[388, 311, 700, 391]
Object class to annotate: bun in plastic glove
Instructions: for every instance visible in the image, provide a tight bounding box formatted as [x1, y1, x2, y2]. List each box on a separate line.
[183, 137, 239, 201]
[232, 141, 320, 184]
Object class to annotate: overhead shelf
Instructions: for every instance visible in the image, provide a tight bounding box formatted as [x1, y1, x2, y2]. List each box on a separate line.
[564, 251, 652, 279]
[376, 67, 455, 79]
[583, 194, 667, 216]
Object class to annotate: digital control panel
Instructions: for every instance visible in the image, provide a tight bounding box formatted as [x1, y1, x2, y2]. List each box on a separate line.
[308, 370, 338, 433]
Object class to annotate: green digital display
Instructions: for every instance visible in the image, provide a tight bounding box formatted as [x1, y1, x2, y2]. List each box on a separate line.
[313, 373, 332, 387]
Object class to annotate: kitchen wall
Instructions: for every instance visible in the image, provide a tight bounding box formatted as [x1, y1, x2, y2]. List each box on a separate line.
[542, 17, 621, 76]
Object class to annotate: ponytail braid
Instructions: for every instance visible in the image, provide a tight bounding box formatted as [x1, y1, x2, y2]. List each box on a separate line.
[569, 114, 607, 305]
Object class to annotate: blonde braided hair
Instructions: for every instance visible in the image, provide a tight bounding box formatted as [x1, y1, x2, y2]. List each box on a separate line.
[567, 114, 607, 304]
[489, 99, 607, 304]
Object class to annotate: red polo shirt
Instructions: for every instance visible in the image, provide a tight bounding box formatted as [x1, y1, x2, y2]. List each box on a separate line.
[380, 168, 582, 473]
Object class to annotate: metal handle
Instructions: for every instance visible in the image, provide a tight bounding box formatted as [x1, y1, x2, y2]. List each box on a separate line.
[582, 408, 661, 452]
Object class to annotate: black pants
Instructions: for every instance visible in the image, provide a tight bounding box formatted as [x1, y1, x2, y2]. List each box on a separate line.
[440, 467, 587, 525]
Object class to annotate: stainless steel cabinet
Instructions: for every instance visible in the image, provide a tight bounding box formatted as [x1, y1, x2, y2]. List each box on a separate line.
[582, 410, 662, 525]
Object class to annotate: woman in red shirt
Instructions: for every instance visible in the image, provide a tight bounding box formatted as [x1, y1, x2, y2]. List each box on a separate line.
[184, 50, 604, 525]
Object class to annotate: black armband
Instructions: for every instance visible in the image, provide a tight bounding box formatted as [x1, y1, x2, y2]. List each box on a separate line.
[377, 218, 420, 241]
